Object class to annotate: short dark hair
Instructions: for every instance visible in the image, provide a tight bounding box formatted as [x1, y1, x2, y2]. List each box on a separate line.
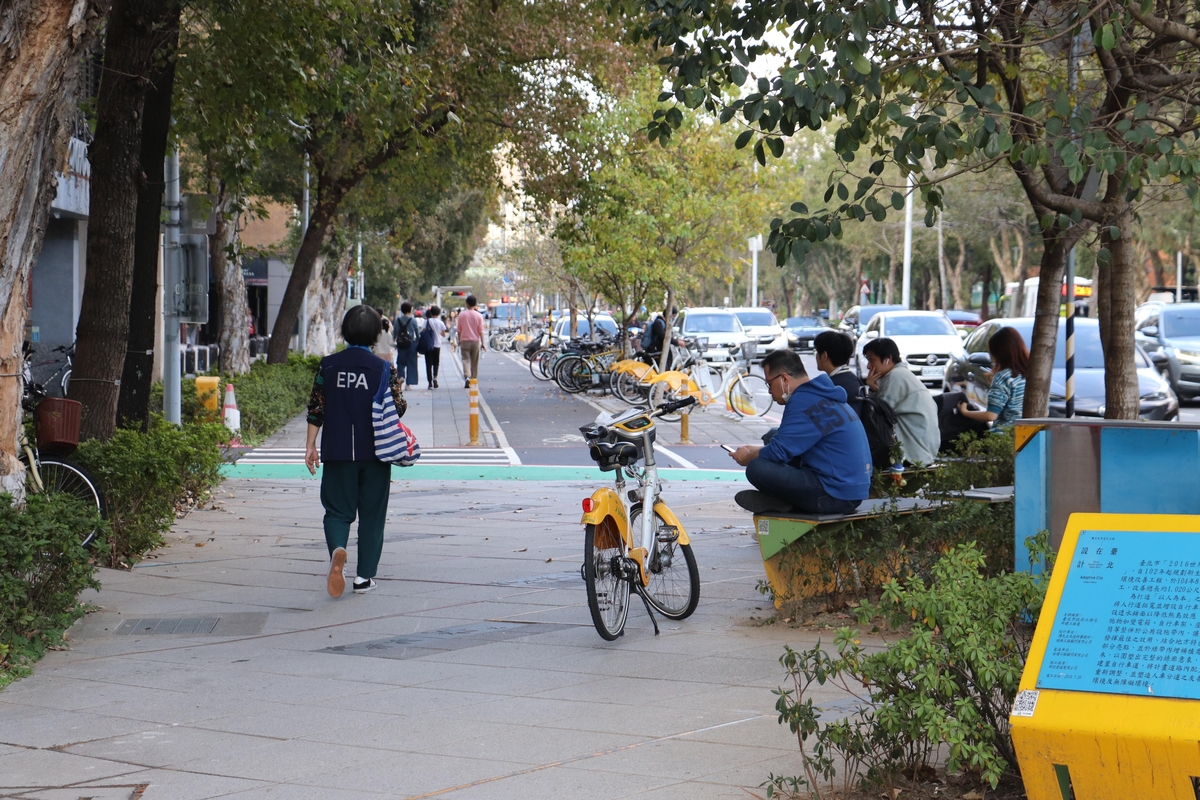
[428, 305, 441, 318]
[465, 295, 478, 308]
[814, 330, 854, 367]
[988, 326, 1030, 378]
[762, 348, 807, 379]
[862, 336, 901, 364]
[400, 301, 413, 314]
[341, 305, 381, 346]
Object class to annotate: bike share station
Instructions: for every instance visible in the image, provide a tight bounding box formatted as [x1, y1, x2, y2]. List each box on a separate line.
[1009, 418, 1200, 800]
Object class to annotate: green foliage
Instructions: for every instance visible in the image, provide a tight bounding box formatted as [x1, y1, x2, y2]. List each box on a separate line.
[152, 354, 319, 444]
[226, 354, 319, 442]
[0, 493, 106, 686]
[74, 418, 228, 568]
[767, 535, 1054, 797]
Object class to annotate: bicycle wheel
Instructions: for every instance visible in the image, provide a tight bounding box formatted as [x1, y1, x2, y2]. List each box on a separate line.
[647, 382, 683, 422]
[612, 371, 646, 405]
[584, 518, 630, 640]
[729, 373, 773, 417]
[35, 459, 106, 548]
[556, 356, 590, 394]
[530, 349, 554, 381]
[630, 504, 700, 620]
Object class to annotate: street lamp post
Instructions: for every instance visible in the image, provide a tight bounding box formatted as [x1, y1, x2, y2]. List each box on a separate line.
[748, 234, 762, 306]
[902, 171, 914, 309]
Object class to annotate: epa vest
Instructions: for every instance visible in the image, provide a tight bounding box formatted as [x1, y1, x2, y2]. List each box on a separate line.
[318, 347, 387, 462]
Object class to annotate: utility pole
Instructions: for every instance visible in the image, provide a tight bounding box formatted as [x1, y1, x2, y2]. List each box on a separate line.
[298, 155, 310, 352]
[356, 235, 363, 301]
[1178, 251, 1184, 304]
[902, 171, 914, 309]
[936, 211, 949, 310]
[748, 235, 762, 306]
[163, 145, 182, 424]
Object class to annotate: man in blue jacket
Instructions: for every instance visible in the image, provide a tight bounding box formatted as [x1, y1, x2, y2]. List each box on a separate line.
[729, 349, 872, 515]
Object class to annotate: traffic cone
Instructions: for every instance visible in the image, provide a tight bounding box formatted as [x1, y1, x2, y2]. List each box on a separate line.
[223, 383, 242, 441]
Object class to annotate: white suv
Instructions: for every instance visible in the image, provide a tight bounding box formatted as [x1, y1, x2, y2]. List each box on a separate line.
[854, 311, 966, 388]
[675, 308, 750, 362]
[731, 307, 788, 358]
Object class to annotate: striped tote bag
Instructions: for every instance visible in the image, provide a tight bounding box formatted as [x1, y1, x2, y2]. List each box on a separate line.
[372, 364, 421, 466]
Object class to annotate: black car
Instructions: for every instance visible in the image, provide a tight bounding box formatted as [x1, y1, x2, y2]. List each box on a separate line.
[944, 317, 1179, 420]
[784, 316, 827, 351]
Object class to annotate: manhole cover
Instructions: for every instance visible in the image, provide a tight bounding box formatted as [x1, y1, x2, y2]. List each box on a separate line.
[114, 617, 220, 636]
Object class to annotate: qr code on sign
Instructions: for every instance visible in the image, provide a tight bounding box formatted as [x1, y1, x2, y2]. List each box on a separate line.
[1011, 690, 1039, 718]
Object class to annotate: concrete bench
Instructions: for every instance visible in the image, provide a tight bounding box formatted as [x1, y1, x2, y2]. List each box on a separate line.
[753, 486, 1014, 608]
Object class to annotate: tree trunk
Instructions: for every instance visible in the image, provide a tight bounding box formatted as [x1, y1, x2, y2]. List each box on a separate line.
[1022, 224, 1086, 418]
[70, 0, 174, 440]
[212, 186, 250, 375]
[936, 212, 949, 310]
[266, 196, 339, 364]
[116, 4, 180, 428]
[0, 0, 108, 495]
[1147, 247, 1166, 292]
[885, 254, 896, 304]
[1099, 207, 1140, 419]
[304, 248, 351, 356]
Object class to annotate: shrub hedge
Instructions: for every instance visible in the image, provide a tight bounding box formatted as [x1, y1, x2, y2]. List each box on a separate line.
[0, 492, 106, 686]
[74, 417, 228, 568]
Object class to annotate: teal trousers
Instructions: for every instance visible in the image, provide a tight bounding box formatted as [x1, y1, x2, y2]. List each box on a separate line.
[320, 460, 391, 579]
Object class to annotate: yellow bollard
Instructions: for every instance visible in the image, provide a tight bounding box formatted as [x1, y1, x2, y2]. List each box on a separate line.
[679, 408, 690, 444]
[468, 378, 480, 445]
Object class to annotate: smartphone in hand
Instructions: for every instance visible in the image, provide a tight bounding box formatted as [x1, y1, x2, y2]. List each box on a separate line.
[720, 444, 737, 454]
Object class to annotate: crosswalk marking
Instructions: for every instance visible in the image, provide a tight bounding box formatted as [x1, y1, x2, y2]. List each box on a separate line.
[237, 447, 513, 466]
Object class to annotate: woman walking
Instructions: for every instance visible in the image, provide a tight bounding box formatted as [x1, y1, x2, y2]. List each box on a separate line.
[422, 305, 446, 388]
[304, 305, 404, 597]
[373, 308, 394, 366]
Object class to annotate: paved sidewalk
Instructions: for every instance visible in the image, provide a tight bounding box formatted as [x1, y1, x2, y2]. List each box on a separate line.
[0, 474, 861, 799]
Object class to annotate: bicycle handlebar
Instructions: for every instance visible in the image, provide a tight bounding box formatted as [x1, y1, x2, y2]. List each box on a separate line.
[655, 396, 698, 415]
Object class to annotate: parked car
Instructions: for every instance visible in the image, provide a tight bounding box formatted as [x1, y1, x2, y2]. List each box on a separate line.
[731, 307, 789, 358]
[552, 314, 618, 341]
[946, 317, 1179, 420]
[945, 309, 983, 332]
[1135, 302, 1200, 400]
[853, 311, 966, 389]
[784, 316, 827, 351]
[838, 303, 905, 337]
[675, 308, 750, 363]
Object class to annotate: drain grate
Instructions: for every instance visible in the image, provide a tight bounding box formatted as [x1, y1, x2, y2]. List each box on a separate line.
[115, 617, 220, 636]
[324, 621, 572, 660]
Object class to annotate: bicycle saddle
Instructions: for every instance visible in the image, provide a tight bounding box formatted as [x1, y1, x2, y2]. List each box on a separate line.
[589, 440, 640, 467]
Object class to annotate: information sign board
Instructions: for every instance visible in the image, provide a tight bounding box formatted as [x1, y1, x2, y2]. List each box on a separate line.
[1037, 529, 1200, 701]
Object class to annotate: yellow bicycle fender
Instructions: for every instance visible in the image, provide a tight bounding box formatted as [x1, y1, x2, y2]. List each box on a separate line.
[652, 502, 690, 545]
[649, 370, 689, 391]
[580, 487, 629, 539]
[611, 359, 654, 379]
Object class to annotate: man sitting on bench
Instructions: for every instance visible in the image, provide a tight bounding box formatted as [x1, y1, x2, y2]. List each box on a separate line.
[729, 349, 872, 515]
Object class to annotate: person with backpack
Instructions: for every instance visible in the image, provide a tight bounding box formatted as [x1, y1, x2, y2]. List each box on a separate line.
[418, 305, 446, 389]
[304, 305, 405, 597]
[814, 330, 898, 470]
[863, 337, 940, 466]
[393, 302, 419, 388]
[729, 349, 872, 515]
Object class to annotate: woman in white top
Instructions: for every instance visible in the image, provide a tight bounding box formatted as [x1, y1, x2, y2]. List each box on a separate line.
[373, 308, 394, 365]
[422, 305, 447, 388]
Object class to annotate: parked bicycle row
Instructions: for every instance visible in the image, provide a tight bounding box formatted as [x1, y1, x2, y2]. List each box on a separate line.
[520, 329, 774, 421]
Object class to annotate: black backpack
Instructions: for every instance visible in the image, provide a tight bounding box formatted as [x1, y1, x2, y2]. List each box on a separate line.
[394, 317, 414, 349]
[857, 393, 899, 470]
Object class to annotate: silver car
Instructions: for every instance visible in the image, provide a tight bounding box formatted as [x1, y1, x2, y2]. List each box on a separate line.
[1136, 303, 1200, 400]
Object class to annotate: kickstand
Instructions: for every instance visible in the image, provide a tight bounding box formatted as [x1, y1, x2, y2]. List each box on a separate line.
[633, 585, 660, 636]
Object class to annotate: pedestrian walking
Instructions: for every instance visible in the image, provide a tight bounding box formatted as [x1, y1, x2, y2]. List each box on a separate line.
[373, 308, 394, 365]
[456, 294, 486, 388]
[304, 305, 404, 597]
[394, 302, 420, 387]
[419, 305, 446, 388]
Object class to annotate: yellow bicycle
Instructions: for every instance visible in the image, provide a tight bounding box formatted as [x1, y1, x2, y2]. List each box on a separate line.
[578, 396, 701, 639]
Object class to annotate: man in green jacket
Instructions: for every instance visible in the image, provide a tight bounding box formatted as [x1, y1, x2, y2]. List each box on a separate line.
[863, 337, 940, 465]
